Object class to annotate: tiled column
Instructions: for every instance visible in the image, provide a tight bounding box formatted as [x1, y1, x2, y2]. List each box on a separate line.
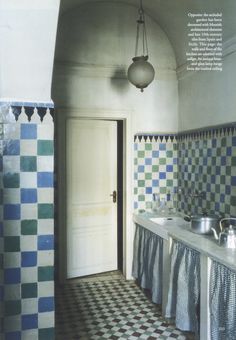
[1, 102, 54, 339]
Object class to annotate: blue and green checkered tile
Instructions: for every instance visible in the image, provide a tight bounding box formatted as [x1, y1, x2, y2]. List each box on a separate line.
[134, 135, 178, 211]
[178, 130, 236, 217]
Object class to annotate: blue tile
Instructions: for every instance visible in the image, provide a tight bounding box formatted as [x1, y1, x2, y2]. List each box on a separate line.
[21, 189, 37, 203]
[134, 143, 138, 151]
[134, 172, 138, 180]
[145, 158, 152, 165]
[20, 124, 37, 139]
[212, 139, 217, 147]
[221, 156, 226, 166]
[159, 172, 166, 179]
[231, 177, 236, 186]
[211, 175, 216, 183]
[226, 147, 232, 156]
[166, 165, 173, 172]
[134, 202, 138, 209]
[203, 158, 207, 166]
[220, 194, 225, 203]
[22, 314, 38, 330]
[137, 165, 144, 173]
[215, 202, 220, 211]
[3, 140, 20, 155]
[152, 180, 159, 187]
[225, 185, 231, 195]
[173, 158, 177, 164]
[232, 136, 236, 146]
[21, 251, 37, 267]
[159, 143, 166, 151]
[5, 332, 21, 340]
[206, 183, 211, 192]
[145, 187, 152, 194]
[152, 151, 159, 158]
[38, 235, 54, 250]
[4, 268, 20, 284]
[4, 204, 20, 220]
[215, 166, 221, 175]
[38, 297, 54, 313]
[37, 172, 54, 188]
[207, 149, 212, 157]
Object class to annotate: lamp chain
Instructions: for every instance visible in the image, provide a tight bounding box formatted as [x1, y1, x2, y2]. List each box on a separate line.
[134, 0, 149, 57]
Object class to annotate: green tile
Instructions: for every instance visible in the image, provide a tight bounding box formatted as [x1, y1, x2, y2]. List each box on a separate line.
[145, 173, 152, 180]
[134, 158, 137, 165]
[160, 187, 166, 194]
[137, 195, 145, 202]
[20, 156, 37, 172]
[3, 173, 20, 188]
[221, 137, 226, 147]
[138, 151, 145, 158]
[21, 220, 37, 235]
[39, 328, 54, 340]
[167, 180, 173, 187]
[215, 184, 221, 194]
[216, 148, 222, 157]
[145, 143, 152, 151]
[230, 196, 236, 207]
[232, 157, 236, 166]
[226, 166, 231, 176]
[4, 300, 21, 316]
[159, 158, 166, 165]
[220, 176, 226, 185]
[38, 266, 54, 281]
[38, 204, 54, 219]
[21, 283, 38, 299]
[166, 150, 173, 158]
[38, 140, 54, 156]
[137, 180, 145, 187]
[152, 165, 159, 172]
[4, 236, 20, 252]
[134, 188, 138, 195]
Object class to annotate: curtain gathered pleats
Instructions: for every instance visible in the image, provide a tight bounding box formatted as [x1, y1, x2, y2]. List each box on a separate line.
[165, 241, 200, 334]
[210, 261, 236, 340]
[132, 224, 163, 304]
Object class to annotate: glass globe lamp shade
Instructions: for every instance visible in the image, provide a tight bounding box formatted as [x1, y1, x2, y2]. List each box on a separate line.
[127, 56, 155, 92]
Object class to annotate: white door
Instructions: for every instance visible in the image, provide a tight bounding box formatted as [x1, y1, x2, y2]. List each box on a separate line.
[66, 119, 118, 278]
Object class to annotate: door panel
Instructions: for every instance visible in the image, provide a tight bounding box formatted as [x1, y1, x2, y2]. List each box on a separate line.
[66, 119, 117, 278]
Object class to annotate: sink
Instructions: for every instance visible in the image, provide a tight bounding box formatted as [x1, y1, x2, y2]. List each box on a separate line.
[150, 216, 189, 227]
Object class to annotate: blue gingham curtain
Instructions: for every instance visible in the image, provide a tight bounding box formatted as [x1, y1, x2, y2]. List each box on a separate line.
[132, 224, 163, 304]
[165, 241, 200, 334]
[210, 261, 236, 340]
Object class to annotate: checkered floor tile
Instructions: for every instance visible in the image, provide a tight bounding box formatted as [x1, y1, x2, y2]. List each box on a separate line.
[55, 272, 194, 339]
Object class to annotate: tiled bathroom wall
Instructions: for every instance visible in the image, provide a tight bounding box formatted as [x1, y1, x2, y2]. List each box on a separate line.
[1, 103, 54, 339]
[134, 135, 178, 211]
[134, 124, 236, 218]
[178, 127, 236, 217]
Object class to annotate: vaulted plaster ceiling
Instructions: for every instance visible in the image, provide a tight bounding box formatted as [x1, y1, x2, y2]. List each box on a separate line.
[59, 0, 236, 67]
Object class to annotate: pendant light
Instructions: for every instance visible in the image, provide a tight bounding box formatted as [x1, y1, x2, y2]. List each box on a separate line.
[127, 0, 155, 92]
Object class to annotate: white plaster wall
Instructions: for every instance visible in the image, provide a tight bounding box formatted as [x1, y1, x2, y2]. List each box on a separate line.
[52, 2, 178, 134]
[0, 0, 60, 103]
[178, 51, 236, 130]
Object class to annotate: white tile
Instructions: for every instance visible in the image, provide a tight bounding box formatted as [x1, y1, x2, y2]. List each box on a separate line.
[4, 220, 21, 236]
[21, 204, 37, 219]
[20, 173, 37, 188]
[37, 124, 54, 140]
[21, 329, 38, 340]
[4, 189, 20, 204]
[38, 311, 55, 328]
[37, 156, 54, 172]
[4, 284, 21, 301]
[38, 219, 54, 235]
[21, 267, 38, 283]
[3, 156, 20, 172]
[4, 252, 20, 268]
[38, 250, 54, 266]
[38, 281, 54, 297]
[4, 123, 20, 139]
[20, 235, 37, 251]
[20, 140, 37, 156]
[37, 188, 54, 204]
[22, 298, 38, 314]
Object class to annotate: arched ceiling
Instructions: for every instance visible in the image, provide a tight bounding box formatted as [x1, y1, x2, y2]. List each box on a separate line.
[59, 0, 236, 67]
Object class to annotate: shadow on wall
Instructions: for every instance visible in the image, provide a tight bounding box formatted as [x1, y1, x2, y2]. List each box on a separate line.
[110, 67, 130, 94]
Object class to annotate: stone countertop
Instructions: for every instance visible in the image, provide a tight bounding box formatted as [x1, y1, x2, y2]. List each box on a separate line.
[133, 211, 236, 272]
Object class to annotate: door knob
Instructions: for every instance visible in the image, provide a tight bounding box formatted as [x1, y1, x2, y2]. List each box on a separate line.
[110, 190, 117, 203]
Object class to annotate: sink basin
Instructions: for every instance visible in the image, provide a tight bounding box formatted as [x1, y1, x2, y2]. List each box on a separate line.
[150, 216, 189, 227]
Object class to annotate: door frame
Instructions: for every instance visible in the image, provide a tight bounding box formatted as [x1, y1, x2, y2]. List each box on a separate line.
[56, 108, 134, 283]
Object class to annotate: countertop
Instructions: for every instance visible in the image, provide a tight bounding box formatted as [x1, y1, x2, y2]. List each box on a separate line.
[133, 211, 236, 272]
